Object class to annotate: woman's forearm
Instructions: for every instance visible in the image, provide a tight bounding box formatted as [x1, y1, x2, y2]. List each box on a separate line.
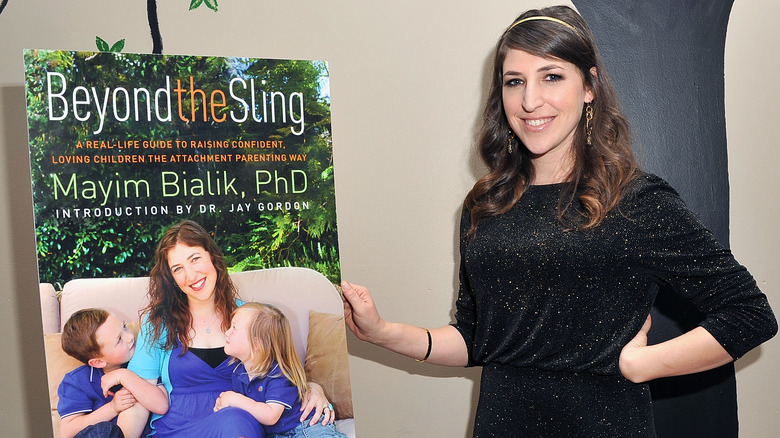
[116, 403, 151, 438]
[375, 323, 469, 367]
[620, 326, 733, 383]
[342, 281, 469, 366]
[107, 371, 169, 414]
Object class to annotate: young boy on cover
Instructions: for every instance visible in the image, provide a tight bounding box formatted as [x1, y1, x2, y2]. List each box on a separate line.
[58, 308, 169, 438]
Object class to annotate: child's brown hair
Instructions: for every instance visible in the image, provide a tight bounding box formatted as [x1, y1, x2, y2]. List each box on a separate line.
[61, 308, 110, 364]
[233, 303, 308, 402]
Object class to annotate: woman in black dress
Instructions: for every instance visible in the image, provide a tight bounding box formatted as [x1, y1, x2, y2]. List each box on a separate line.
[341, 5, 777, 437]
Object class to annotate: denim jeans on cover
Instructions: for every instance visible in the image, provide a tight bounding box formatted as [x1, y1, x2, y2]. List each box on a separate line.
[73, 421, 125, 438]
[269, 414, 346, 438]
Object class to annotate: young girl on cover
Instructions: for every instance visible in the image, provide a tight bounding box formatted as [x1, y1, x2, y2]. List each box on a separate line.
[215, 302, 345, 438]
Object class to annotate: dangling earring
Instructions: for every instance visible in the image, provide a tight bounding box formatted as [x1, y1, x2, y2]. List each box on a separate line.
[507, 130, 515, 154]
[585, 102, 594, 146]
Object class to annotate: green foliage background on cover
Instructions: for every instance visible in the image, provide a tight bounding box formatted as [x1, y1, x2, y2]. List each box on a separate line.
[24, 50, 339, 287]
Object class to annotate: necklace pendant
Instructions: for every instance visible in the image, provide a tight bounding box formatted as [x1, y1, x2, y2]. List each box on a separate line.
[205, 327, 212, 334]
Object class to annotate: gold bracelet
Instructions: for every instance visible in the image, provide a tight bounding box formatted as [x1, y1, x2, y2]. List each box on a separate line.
[415, 328, 432, 362]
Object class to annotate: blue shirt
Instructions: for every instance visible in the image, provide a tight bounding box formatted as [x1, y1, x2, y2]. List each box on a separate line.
[57, 365, 114, 422]
[128, 299, 245, 430]
[231, 362, 302, 434]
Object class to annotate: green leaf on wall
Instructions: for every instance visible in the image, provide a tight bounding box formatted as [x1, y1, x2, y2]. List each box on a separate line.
[96, 37, 125, 53]
[189, 0, 218, 12]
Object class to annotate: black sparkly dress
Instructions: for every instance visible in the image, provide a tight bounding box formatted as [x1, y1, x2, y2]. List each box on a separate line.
[453, 173, 776, 438]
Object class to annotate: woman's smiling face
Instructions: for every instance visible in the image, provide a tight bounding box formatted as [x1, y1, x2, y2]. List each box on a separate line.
[502, 49, 594, 179]
[167, 242, 218, 305]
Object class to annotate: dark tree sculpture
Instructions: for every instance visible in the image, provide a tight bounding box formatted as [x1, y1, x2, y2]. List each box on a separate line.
[573, 1, 738, 436]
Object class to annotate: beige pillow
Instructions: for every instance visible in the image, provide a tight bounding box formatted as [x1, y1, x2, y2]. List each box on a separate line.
[44, 332, 85, 438]
[304, 310, 353, 419]
[44, 333, 85, 411]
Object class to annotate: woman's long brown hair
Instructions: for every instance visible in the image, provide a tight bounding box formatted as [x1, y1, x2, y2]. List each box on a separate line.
[143, 220, 239, 353]
[464, 6, 638, 238]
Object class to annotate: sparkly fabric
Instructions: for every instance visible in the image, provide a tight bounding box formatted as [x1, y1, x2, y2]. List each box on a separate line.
[476, 363, 654, 436]
[453, 173, 776, 437]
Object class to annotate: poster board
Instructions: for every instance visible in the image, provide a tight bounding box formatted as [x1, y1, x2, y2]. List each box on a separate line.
[24, 49, 352, 437]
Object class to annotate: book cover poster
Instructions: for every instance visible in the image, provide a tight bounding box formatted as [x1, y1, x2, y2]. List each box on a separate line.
[24, 50, 351, 436]
[26, 50, 338, 286]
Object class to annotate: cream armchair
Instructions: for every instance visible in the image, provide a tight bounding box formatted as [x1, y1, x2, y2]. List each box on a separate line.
[40, 267, 355, 438]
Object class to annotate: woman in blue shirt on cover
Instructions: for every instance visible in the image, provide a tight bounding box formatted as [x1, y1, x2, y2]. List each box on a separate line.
[122, 220, 334, 438]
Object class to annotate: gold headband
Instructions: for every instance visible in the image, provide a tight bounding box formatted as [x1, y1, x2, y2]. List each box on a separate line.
[507, 16, 579, 35]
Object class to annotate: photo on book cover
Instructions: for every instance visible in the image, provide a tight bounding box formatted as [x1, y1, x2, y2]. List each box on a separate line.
[24, 49, 354, 438]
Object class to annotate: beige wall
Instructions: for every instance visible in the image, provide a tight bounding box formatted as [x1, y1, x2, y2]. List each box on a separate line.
[0, 1, 776, 436]
[726, 1, 780, 433]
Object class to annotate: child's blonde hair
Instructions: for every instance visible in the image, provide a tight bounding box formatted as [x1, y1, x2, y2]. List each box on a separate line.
[233, 302, 308, 402]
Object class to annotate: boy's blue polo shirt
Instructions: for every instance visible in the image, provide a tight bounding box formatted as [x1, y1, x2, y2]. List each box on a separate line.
[57, 365, 114, 421]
